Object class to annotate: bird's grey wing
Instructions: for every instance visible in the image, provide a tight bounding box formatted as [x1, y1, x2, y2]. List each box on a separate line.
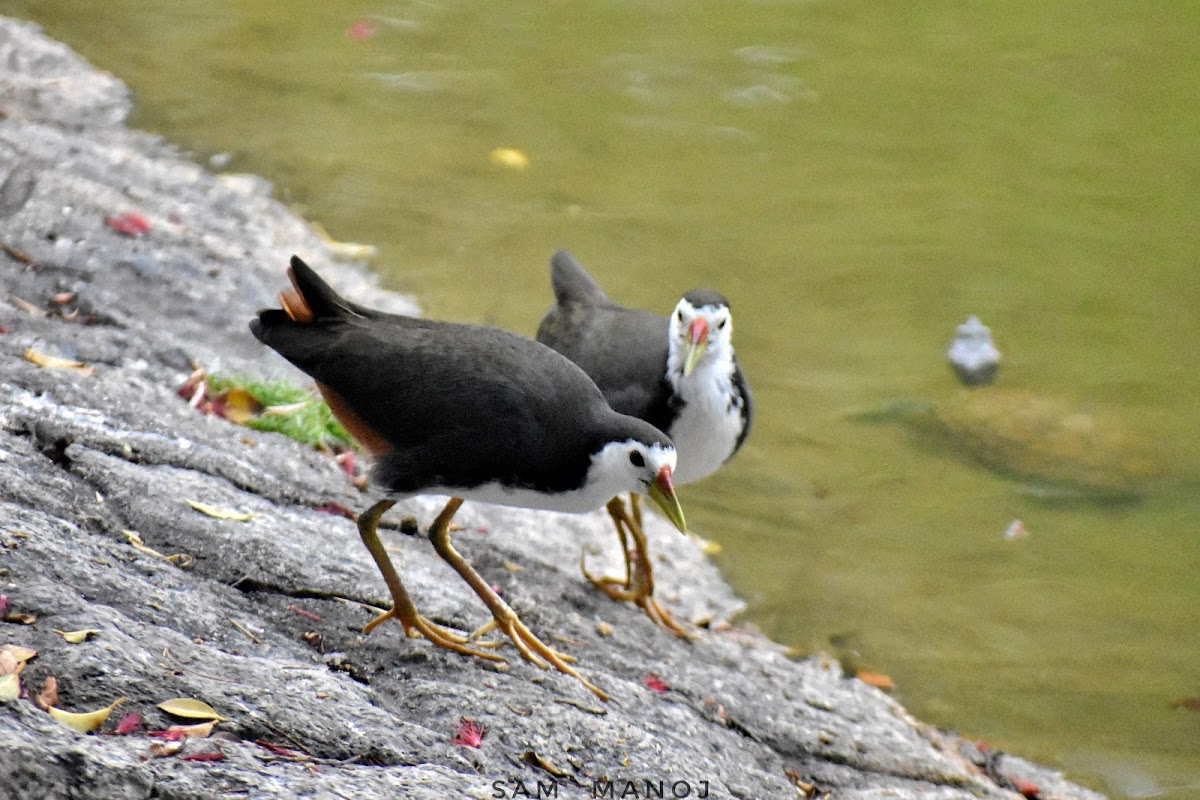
[732, 359, 753, 453]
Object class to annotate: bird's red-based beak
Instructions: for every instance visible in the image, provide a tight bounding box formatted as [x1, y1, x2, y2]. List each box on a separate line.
[646, 464, 687, 533]
[682, 318, 709, 377]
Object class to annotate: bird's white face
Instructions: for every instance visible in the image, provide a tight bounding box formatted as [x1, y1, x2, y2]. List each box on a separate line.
[667, 297, 734, 380]
[588, 440, 687, 531]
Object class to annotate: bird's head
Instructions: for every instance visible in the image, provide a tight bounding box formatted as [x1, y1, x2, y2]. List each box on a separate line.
[590, 433, 686, 533]
[668, 291, 734, 379]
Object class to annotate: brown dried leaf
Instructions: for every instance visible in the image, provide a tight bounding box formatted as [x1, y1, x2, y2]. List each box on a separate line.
[521, 749, 569, 777]
[149, 739, 185, 757]
[3, 612, 37, 625]
[34, 676, 58, 710]
[855, 670, 896, 691]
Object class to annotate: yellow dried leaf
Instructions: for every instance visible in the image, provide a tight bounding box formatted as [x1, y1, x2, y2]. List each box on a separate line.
[0, 673, 19, 701]
[156, 697, 228, 722]
[23, 347, 95, 376]
[0, 645, 36, 668]
[53, 629, 101, 644]
[170, 720, 216, 739]
[221, 386, 261, 425]
[490, 147, 530, 169]
[185, 500, 256, 522]
[49, 696, 125, 733]
[310, 220, 378, 260]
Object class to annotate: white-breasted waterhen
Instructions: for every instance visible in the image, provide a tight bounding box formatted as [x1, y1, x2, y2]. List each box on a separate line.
[251, 255, 688, 700]
[536, 250, 752, 636]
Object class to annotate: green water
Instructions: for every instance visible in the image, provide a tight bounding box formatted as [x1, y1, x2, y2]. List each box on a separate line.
[8, 1, 1199, 794]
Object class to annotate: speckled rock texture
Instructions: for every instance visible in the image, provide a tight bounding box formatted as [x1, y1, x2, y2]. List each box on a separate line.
[0, 16, 1104, 800]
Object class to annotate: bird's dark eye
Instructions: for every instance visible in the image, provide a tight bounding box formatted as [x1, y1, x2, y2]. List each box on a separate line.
[676, 310, 684, 323]
[629, 451, 645, 468]
[716, 317, 727, 329]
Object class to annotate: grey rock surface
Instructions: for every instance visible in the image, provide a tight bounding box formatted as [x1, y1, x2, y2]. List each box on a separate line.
[0, 16, 1104, 800]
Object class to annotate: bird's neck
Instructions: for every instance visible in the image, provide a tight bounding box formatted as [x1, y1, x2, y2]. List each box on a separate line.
[666, 347, 737, 403]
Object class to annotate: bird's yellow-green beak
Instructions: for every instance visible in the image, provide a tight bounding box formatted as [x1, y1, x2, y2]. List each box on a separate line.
[682, 318, 709, 377]
[646, 465, 687, 533]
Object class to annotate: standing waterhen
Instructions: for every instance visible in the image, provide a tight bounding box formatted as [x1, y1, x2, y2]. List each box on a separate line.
[536, 250, 752, 636]
[251, 256, 688, 700]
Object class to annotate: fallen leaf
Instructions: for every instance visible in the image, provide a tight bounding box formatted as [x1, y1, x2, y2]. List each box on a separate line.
[180, 751, 225, 762]
[48, 696, 125, 733]
[53, 628, 101, 644]
[521, 749, 569, 777]
[452, 717, 485, 748]
[1004, 519, 1028, 540]
[595, 621, 613, 637]
[642, 674, 670, 694]
[286, 605, 322, 623]
[855, 670, 896, 691]
[0, 645, 36, 667]
[22, 347, 94, 376]
[148, 729, 187, 741]
[310, 220, 377, 259]
[490, 147, 530, 169]
[219, 386, 262, 425]
[149, 739, 184, 757]
[169, 720, 216, 739]
[3, 612, 37, 625]
[185, 500, 257, 522]
[34, 676, 58, 710]
[313, 503, 354, 519]
[1012, 777, 1041, 798]
[0, 673, 19, 700]
[113, 712, 143, 735]
[156, 697, 228, 722]
[104, 212, 151, 237]
[255, 739, 298, 757]
[346, 18, 377, 41]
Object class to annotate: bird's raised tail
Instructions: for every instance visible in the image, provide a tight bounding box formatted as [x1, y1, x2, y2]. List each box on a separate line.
[550, 250, 609, 306]
[279, 255, 363, 322]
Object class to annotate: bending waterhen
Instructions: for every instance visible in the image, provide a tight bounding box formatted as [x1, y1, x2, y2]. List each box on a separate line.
[251, 256, 687, 700]
[537, 250, 752, 635]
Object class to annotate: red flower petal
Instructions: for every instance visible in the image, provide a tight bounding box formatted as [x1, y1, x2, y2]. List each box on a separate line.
[452, 717, 485, 748]
[105, 212, 151, 237]
[113, 712, 143, 735]
[346, 19, 377, 41]
[180, 752, 225, 762]
[642, 674, 670, 694]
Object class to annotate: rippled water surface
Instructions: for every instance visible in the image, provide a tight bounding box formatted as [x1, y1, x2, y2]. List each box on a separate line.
[8, 1, 1199, 794]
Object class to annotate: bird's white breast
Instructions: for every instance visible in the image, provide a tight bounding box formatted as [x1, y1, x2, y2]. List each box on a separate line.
[668, 366, 744, 485]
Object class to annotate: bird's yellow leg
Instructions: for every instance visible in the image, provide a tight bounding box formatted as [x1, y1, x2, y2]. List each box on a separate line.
[581, 497, 637, 591]
[429, 498, 608, 701]
[356, 498, 503, 661]
[586, 497, 693, 640]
